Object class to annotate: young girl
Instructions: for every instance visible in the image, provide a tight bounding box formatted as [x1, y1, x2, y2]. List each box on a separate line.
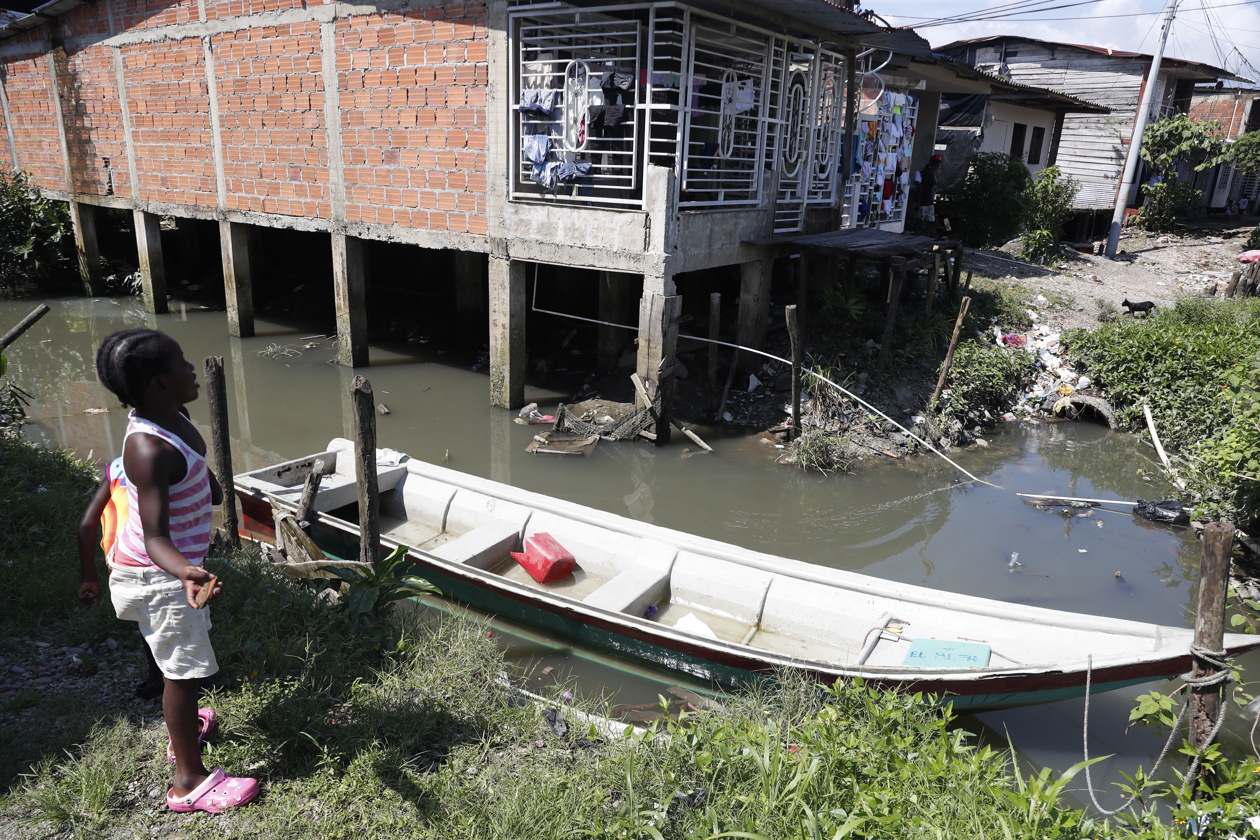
[95, 328, 258, 814]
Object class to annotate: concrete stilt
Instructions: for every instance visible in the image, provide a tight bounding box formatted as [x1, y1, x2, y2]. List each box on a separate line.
[490, 405, 513, 485]
[133, 210, 168, 314]
[332, 232, 369, 368]
[736, 257, 773, 355]
[454, 251, 488, 345]
[636, 291, 682, 444]
[69, 202, 102, 295]
[219, 220, 255, 338]
[598, 270, 633, 371]
[489, 256, 526, 409]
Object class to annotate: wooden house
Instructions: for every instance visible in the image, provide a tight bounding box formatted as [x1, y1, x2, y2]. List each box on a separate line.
[936, 36, 1240, 214]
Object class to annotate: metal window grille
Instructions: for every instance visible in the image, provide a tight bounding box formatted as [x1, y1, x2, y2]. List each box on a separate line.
[678, 22, 772, 209]
[510, 6, 648, 207]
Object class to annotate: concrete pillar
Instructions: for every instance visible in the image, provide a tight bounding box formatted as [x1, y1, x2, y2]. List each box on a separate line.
[219, 220, 255, 338]
[598, 271, 634, 371]
[635, 291, 682, 444]
[454, 251, 488, 345]
[332, 232, 369, 368]
[133, 210, 168, 314]
[488, 255, 526, 409]
[69, 202, 102, 295]
[489, 406, 514, 486]
[736, 257, 774, 353]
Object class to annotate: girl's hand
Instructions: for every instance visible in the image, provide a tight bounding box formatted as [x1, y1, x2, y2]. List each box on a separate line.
[180, 566, 222, 609]
[77, 580, 100, 609]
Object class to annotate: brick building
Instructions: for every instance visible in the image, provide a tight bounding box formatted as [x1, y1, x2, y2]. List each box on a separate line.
[0, 0, 929, 428]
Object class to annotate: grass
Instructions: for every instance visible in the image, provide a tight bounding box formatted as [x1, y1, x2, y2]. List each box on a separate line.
[3, 437, 1259, 838]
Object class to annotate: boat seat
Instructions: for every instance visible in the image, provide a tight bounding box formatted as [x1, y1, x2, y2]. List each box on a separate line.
[427, 520, 522, 570]
[582, 566, 669, 616]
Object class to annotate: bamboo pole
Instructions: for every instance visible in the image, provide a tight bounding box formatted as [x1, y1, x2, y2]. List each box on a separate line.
[202, 356, 239, 547]
[1189, 522, 1233, 775]
[930, 296, 972, 407]
[0, 303, 50, 351]
[786, 304, 801, 440]
[351, 375, 380, 569]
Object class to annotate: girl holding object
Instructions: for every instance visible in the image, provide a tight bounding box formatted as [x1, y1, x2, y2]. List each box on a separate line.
[95, 328, 258, 814]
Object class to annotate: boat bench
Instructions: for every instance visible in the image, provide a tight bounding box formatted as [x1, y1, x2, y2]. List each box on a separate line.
[427, 520, 522, 570]
[583, 567, 669, 616]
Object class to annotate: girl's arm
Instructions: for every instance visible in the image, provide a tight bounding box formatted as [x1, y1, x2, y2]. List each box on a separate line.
[125, 434, 218, 608]
[75, 479, 111, 608]
[207, 468, 223, 506]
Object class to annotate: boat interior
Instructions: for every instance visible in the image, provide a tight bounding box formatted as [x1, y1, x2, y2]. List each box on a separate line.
[235, 441, 1182, 673]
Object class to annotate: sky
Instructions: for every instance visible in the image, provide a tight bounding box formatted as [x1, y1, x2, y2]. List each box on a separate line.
[863, 0, 1260, 84]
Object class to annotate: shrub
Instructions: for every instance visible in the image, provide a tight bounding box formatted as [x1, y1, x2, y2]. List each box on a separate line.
[1133, 179, 1201, 232]
[934, 341, 1030, 421]
[937, 152, 1032, 248]
[1020, 165, 1078, 261]
[0, 171, 75, 296]
[1246, 225, 1260, 251]
[1064, 298, 1260, 452]
[1188, 354, 1260, 526]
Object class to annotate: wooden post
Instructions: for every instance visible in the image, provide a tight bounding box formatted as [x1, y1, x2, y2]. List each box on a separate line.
[786, 304, 802, 440]
[1225, 269, 1242, 298]
[0, 303, 50, 350]
[1189, 521, 1234, 757]
[202, 356, 239, 547]
[874, 259, 905, 379]
[351, 375, 380, 569]
[925, 252, 941, 320]
[707, 292, 720, 421]
[930, 296, 972, 407]
[295, 458, 330, 527]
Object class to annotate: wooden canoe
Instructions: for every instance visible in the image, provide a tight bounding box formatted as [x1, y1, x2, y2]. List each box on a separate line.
[234, 439, 1260, 712]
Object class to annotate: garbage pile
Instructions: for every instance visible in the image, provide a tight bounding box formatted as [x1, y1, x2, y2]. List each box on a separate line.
[990, 299, 1115, 427]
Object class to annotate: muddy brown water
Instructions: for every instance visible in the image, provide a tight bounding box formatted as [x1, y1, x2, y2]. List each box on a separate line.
[4, 296, 1258, 810]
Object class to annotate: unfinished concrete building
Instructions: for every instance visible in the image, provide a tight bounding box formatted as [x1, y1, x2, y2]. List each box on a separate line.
[0, 0, 929, 431]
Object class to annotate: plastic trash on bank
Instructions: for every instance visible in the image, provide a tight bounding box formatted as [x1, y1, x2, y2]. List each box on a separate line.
[1133, 499, 1190, 528]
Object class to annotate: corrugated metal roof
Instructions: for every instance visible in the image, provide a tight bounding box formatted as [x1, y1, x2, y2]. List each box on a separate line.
[935, 35, 1251, 85]
[0, 0, 85, 41]
[923, 54, 1110, 113]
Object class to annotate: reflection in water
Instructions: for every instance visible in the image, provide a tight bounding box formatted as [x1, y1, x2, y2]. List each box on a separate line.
[3, 297, 1255, 800]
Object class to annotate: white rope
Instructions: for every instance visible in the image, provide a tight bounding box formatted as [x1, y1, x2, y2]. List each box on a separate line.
[525, 277, 998, 489]
[1081, 649, 1236, 816]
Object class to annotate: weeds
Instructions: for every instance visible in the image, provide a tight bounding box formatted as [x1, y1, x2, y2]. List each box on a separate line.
[790, 428, 857, 474]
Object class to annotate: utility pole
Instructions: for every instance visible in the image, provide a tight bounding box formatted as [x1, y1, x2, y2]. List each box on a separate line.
[1105, 0, 1182, 258]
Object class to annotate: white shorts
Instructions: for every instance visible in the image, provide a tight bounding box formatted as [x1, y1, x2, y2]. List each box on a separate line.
[918, 205, 936, 222]
[109, 564, 218, 681]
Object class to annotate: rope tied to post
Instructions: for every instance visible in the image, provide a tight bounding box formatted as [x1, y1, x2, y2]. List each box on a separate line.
[1081, 648, 1237, 816]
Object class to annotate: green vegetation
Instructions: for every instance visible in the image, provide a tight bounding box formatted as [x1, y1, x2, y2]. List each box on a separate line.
[4, 438, 1260, 839]
[1133, 115, 1225, 232]
[791, 427, 857, 474]
[1020, 166, 1079, 262]
[0, 171, 75, 297]
[932, 340, 1030, 429]
[937, 152, 1032, 248]
[1064, 298, 1260, 525]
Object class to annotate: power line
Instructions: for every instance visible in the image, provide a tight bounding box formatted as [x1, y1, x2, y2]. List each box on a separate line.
[888, 0, 1260, 27]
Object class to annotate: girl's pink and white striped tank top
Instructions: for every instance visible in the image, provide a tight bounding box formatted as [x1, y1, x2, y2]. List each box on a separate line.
[112, 412, 213, 569]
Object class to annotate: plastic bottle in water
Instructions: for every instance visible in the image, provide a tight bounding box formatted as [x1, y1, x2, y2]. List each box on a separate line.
[1008, 552, 1021, 571]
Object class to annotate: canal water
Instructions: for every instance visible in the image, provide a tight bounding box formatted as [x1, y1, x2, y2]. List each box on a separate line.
[4, 296, 1257, 810]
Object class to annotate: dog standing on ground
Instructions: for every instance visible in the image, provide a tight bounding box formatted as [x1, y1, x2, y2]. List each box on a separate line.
[1122, 298, 1156, 316]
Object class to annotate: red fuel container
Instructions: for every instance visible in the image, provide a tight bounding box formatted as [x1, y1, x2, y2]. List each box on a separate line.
[510, 532, 576, 583]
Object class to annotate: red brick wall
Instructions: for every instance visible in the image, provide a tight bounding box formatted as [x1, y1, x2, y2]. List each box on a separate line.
[205, 0, 312, 23]
[337, 2, 488, 234]
[1189, 95, 1253, 139]
[112, 0, 204, 32]
[1, 0, 489, 237]
[60, 45, 129, 199]
[121, 38, 218, 208]
[2, 53, 66, 192]
[0, 104, 11, 172]
[215, 22, 331, 218]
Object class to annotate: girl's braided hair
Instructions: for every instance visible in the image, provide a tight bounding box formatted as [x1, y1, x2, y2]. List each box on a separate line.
[95, 329, 171, 408]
